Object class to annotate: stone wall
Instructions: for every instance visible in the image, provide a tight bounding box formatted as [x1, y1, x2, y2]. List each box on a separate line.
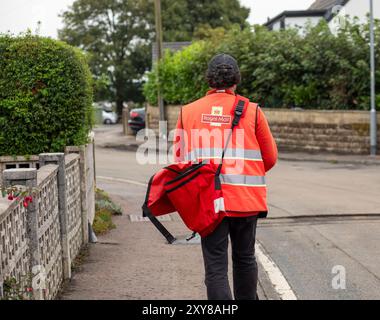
[0, 156, 40, 185]
[146, 105, 380, 155]
[0, 136, 96, 225]
[145, 104, 180, 135]
[264, 109, 380, 155]
[0, 185, 30, 297]
[0, 137, 96, 299]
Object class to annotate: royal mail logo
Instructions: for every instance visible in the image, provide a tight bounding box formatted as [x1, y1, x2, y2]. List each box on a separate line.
[202, 106, 231, 126]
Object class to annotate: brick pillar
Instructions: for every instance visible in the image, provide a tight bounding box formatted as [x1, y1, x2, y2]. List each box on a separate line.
[39, 153, 71, 280]
[2, 168, 44, 300]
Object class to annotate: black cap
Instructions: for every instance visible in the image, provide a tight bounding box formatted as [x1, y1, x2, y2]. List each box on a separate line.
[206, 54, 241, 89]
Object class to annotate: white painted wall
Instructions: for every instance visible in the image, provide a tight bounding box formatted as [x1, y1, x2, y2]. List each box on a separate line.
[285, 16, 323, 30]
[268, 0, 380, 34]
[269, 16, 323, 32]
[272, 21, 282, 31]
[329, 0, 380, 27]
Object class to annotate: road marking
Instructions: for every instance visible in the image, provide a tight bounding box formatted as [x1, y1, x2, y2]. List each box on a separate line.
[97, 176, 147, 187]
[256, 243, 297, 300]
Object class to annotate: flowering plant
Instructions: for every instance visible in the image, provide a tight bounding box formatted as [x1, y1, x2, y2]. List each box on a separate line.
[0, 185, 38, 208]
[1, 274, 34, 300]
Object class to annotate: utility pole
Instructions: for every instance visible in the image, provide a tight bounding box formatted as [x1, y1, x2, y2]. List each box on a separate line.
[370, 0, 377, 156]
[154, 0, 166, 138]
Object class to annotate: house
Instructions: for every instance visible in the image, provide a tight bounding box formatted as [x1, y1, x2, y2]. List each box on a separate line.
[264, 0, 380, 32]
[152, 42, 191, 63]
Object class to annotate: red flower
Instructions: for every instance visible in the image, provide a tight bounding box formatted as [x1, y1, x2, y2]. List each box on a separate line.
[23, 201, 29, 208]
[7, 194, 14, 201]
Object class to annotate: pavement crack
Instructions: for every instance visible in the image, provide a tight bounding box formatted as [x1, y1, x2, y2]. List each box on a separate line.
[309, 225, 380, 283]
[268, 203, 294, 215]
[97, 242, 121, 246]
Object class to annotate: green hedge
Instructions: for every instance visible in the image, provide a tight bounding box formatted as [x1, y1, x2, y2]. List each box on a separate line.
[0, 34, 93, 156]
[144, 20, 380, 110]
[144, 42, 212, 106]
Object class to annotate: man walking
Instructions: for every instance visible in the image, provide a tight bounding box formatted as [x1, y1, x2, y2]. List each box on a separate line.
[175, 54, 278, 300]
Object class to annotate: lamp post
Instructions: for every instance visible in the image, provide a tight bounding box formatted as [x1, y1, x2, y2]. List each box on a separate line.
[154, 0, 166, 138]
[370, 0, 377, 155]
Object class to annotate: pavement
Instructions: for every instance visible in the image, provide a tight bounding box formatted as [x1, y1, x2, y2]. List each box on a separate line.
[60, 125, 380, 300]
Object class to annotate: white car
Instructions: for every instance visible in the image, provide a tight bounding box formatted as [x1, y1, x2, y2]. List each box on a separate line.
[102, 110, 118, 124]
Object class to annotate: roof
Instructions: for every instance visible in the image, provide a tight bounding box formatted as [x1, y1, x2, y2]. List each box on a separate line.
[308, 0, 350, 10]
[152, 42, 192, 62]
[264, 10, 326, 27]
[309, 0, 340, 10]
[264, 0, 351, 28]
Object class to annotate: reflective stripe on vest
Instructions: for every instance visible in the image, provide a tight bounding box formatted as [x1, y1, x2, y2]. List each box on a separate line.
[186, 148, 262, 162]
[220, 174, 266, 187]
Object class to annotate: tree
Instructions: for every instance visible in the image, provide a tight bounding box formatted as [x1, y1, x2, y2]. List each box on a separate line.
[59, 0, 151, 114]
[161, 0, 250, 41]
[59, 0, 250, 113]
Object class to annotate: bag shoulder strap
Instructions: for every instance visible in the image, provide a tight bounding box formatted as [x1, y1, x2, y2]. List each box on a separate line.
[231, 95, 248, 129]
[142, 175, 176, 244]
[216, 95, 249, 176]
[222, 95, 249, 158]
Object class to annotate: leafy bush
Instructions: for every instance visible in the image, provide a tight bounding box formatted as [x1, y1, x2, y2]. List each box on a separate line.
[93, 188, 121, 235]
[1, 275, 33, 300]
[0, 34, 93, 156]
[93, 209, 116, 235]
[95, 200, 122, 216]
[95, 187, 123, 216]
[95, 187, 112, 202]
[144, 20, 380, 110]
[144, 42, 212, 106]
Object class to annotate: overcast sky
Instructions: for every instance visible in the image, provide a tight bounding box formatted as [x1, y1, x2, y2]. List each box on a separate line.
[0, 0, 315, 38]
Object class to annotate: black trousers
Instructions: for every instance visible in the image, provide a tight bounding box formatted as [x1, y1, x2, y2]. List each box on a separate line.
[201, 216, 258, 300]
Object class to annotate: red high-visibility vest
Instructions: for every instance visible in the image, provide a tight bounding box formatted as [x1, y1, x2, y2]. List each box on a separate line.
[143, 95, 249, 239]
[174, 89, 277, 218]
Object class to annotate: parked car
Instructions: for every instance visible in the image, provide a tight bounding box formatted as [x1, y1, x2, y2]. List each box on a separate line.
[128, 108, 145, 134]
[98, 101, 115, 112]
[102, 110, 118, 124]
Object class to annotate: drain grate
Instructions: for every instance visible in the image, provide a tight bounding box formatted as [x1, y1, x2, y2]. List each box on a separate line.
[129, 214, 172, 222]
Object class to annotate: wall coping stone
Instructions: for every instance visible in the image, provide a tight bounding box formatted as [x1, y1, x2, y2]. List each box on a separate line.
[37, 164, 59, 186]
[3, 168, 37, 180]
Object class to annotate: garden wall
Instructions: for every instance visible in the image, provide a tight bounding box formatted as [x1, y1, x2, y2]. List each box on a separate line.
[145, 105, 380, 155]
[0, 137, 96, 300]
